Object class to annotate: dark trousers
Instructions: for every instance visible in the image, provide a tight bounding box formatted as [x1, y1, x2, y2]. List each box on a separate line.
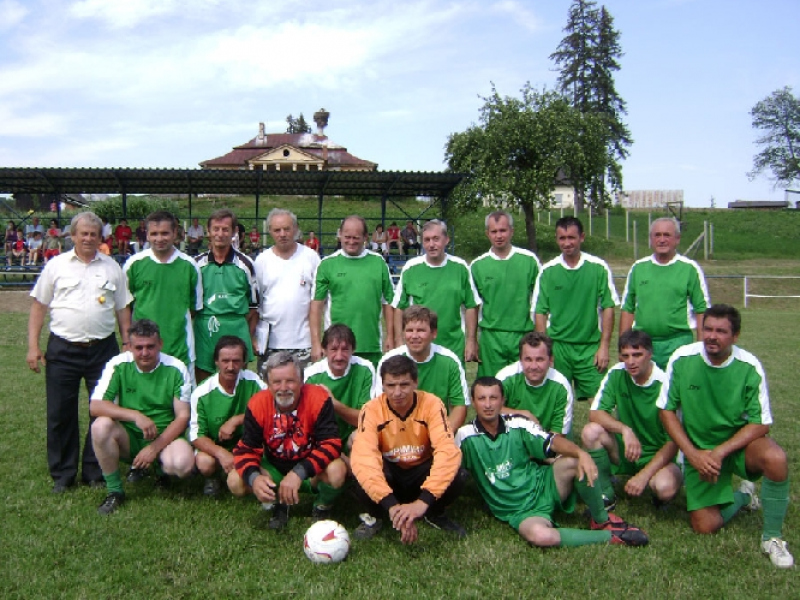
[45, 334, 119, 484]
[352, 458, 467, 519]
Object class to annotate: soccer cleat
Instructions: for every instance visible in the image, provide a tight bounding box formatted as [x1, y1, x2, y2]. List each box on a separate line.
[354, 513, 383, 540]
[602, 494, 617, 512]
[203, 478, 221, 497]
[311, 504, 333, 522]
[126, 467, 149, 483]
[591, 512, 649, 547]
[738, 480, 761, 511]
[424, 513, 467, 538]
[268, 503, 289, 530]
[97, 492, 125, 515]
[155, 474, 172, 489]
[761, 538, 794, 568]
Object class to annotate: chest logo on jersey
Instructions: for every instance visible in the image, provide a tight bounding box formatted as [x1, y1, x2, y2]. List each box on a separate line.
[554, 285, 563, 291]
[336, 272, 347, 277]
[125, 387, 136, 394]
[688, 384, 701, 391]
[640, 280, 649, 285]
[485, 459, 513, 485]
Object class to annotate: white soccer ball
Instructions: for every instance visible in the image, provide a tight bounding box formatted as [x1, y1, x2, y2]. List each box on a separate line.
[303, 520, 350, 564]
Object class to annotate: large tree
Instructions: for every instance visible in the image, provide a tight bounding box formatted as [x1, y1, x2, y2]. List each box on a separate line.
[748, 86, 800, 187]
[550, 1, 631, 210]
[445, 84, 607, 251]
[285, 113, 311, 134]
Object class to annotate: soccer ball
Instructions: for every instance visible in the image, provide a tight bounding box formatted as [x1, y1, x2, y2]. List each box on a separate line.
[303, 520, 350, 564]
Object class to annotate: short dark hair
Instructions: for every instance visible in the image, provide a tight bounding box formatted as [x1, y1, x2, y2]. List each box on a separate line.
[519, 331, 553, 357]
[704, 303, 741, 335]
[380, 354, 418, 382]
[618, 330, 653, 353]
[555, 216, 583, 235]
[321, 324, 356, 351]
[213, 335, 247, 362]
[128, 319, 161, 339]
[208, 208, 238, 231]
[471, 376, 504, 400]
[402, 305, 438, 331]
[146, 210, 178, 231]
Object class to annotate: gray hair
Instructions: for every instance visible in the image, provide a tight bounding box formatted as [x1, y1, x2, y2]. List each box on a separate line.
[70, 212, 103, 237]
[649, 217, 681, 236]
[264, 350, 303, 380]
[485, 210, 513, 229]
[266, 208, 299, 231]
[128, 319, 161, 339]
[422, 219, 449, 237]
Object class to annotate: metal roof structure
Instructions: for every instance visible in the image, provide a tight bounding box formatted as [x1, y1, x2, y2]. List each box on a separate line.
[0, 167, 464, 199]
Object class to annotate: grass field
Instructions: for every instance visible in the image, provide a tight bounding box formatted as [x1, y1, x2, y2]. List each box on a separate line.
[2, 295, 798, 599]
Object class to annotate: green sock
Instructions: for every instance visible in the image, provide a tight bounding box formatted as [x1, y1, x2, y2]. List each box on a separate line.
[720, 492, 749, 524]
[761, 477, 790, 540]
[103, 470, 124, 495]
[315, 481, 342, 508]
[558, 528, 612, 547]
[588, 448, 615, 501]
[575, 475, 609, 523]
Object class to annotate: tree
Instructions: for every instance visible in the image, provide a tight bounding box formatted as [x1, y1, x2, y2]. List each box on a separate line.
[550, 1, 631, 211]
[285, 113, 312, 134]
[445, 84, 608, 251]
[748, 86, 800, 187]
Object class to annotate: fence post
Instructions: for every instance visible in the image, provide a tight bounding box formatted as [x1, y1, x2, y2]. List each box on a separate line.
[744, 276, 748, 308]
[606, 209, 610, 240]
[709, 223, 714, 258]
[625, 211, 630, 242]
[633, 220, 638, 261]
[648, 212, 652, 233]
[589, 209, 593, 235]
[561, 206, 564, 218]
[703, 221, 709, 260]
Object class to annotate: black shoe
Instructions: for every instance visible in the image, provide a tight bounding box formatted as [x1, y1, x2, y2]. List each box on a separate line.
[155, 474, 171, 489]
[52, 480, 74, 494]
[424, 513, 467, 538]
[203, 478, 221, 497]
[127, 467, 149, 483]
[98, 492, 125, 515]
[354, 514, 383, 540]
[268, 504, 289, 530]
[311, 504, 333, 521]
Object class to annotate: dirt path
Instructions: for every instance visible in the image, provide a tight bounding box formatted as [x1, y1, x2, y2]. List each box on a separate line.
[0, 291, 32, 314]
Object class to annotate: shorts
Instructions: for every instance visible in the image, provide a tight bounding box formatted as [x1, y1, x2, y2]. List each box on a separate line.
[652, 333, 694, 370]
[508, 466, 576, 531]
[194, 314, 255, 373]
[684, 448, 760, 511]
[124, 431, 153, 464]
[552, 341, 603, 399]
[477, 329, 525, 379]
[610, 434, 660, 476]
[260, 459, 314, 494]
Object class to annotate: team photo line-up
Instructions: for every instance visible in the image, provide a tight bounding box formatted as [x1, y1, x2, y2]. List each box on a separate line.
[26, 208, 792, 567]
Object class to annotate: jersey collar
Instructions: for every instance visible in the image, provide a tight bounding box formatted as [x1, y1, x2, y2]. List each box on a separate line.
[557, 253, 585, 270]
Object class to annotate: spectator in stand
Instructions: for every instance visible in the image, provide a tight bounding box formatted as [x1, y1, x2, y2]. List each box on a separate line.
[12, 236, 27, 265]
[248, 225, 261, 254]
[44, 220, 62, 263]
[25, 217, 45, 245]
[115, 219, 133, 256]
[186, 218, 205, 256]
[134, 220, 148, 253]
[5, 221, 19, 265]
[101, 217, 113, 247]
[371, 224, 389, 256]
[401, 220, 420, 256]
[27, 231, 44, 265]
[305, 230, 321, 255]
[387, 222, 401, 254]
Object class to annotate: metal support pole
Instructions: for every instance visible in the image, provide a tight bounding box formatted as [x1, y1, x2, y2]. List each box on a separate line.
[709, 223, 714, 258]
[589, 208, 593, 236]
[605, 209, 610, 240]
[744, 276, 748, 308]
[122, 192, 128, 220]
[625, 211, 630, 242]
[703, 221, 709, 260]
[633, 220, 638, 261]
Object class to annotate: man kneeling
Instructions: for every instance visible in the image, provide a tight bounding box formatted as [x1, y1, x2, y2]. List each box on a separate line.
[231, 351, 347, 529]
[90, 320, 195, 515]
[456, 377, 648, 548]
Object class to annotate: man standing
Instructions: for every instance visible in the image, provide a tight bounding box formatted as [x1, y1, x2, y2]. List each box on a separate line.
[232, 352, 347, 528]
[254, 209, 320, 375]
[311, 215, 395, 366]
[25, 216, 45, 245]
[27, 212, 132, 493]
[496, 332, 574, 436]
[124, 211, 203, 375]
[400, 220, 420, 256]
[533, 216, 619, 401]
[304, 324, 375, 453]
[375, 306, 470, 431]
[190, 336, 266, 496]
[582, 330, 682, 509]
[620, 217, 710, 369]
[471, 211, 540, 378]
[392, 219, 479, 363]
[351, 355, 467, 543]
[186, 217, 205, 256]
[193, 209, 258, 383]
[658, 304, 793, 567]
[456, 377, 648, 548]
[90, 320, 195, 515]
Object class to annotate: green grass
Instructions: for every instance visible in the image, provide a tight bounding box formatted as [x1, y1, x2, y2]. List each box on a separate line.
[2, 303, 799, 599]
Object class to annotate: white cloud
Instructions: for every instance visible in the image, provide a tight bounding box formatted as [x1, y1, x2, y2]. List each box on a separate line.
[490, 0, 543, 32]
[0, 0, 26, 30]
[68, 0, 187, 29]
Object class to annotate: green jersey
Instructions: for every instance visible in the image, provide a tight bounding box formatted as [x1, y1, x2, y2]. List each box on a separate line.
[374, 344, 469, 413]
[124, 249, 203, 366]
[94, 352, 192, 439]
[533, 253, 619, 344]
[591, 362, 669, 455]
[195, 248, 258, 318]
[392, 254, 480, 359]
[621, 254, 709, 340]
[456, 415, 556, 524]
[496, 363, 573, 434]
[470, 247, 540, 332]
[304, 356, 376, 441]
[189, 370, 266, 449]
[313, 250, 394, 354]
[656, 342, 772, 449]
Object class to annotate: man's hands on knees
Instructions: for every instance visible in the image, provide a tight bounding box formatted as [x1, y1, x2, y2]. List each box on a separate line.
[133, 445, 159, 470]
[388, 499, 427, 541]
[688, 448, 722, 483]
[621, 427, 642, 463]
[252, 474, 277, 503]
[624, 472, 649, 496]
[575, 451, 598, 487]
[134, 414, 157, 440]
[278, 471, 303, 505]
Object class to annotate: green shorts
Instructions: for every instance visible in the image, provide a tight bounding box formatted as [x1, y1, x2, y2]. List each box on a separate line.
[508, 466, 576, 531]
[194, 314, 255, 373]
[260, 459, 314, 494]
[552, 341, 603, 399]
[652, 333, 694, 370]
[684, 449, 760, 511]
[124, 431, 152, 463]
[610, 434, 659, 476]
[477, 329, 525, 379]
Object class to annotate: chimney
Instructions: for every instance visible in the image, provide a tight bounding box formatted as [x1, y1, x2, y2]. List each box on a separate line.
[256, 122, 266, 145]
[313, 108, 330, 136]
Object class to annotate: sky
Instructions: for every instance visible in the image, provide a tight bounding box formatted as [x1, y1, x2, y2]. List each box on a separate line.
[0, 0, 797, 207]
